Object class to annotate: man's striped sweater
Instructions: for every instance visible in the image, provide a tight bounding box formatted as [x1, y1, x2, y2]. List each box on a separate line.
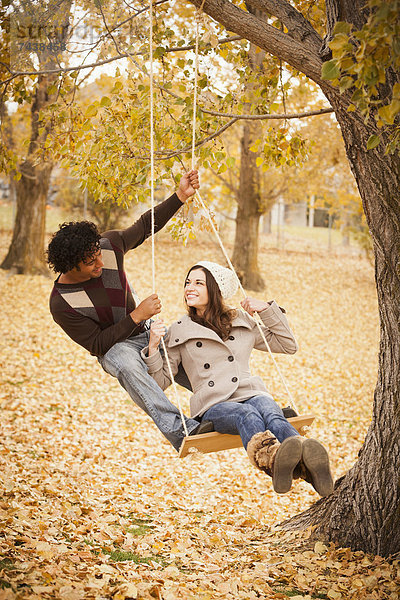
[50, 193, 184, 357]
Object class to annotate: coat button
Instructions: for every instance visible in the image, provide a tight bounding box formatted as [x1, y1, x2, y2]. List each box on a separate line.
[228, 355, 234, 362]
[204, 363, 210, 369]
[175, 338, 179, 342]
[231, 377, 238, 382]
[196, 341, 202, 347]
[228, 335, 235, 340]
[208, 380, 214, 387]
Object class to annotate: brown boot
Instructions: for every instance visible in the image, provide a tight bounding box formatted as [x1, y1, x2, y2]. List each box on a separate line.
[296, 439, 334, 497]
[247, 431, 303, 494]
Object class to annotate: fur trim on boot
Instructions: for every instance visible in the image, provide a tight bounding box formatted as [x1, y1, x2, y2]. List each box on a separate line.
[299, 439, 334, 497]
[247, 432, 303, 494]
[247, 430, 279, 475]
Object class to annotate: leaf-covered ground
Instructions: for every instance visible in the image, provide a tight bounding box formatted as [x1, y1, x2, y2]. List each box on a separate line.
[1, 230, 399, 600]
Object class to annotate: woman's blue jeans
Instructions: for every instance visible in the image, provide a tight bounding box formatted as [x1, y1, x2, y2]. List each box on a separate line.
[202, 395, 299, 449]
[98, 330, 200, 451]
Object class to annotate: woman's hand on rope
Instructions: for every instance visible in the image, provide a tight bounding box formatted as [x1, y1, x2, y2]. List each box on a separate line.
[130, 294, 162, 324]
[176, 169, 200, 203]
[241, 297, 269, 316]
[148, 319, 167, 355]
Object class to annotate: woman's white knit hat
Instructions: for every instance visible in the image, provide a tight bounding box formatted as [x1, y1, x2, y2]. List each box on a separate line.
[195, 261, 239, 299]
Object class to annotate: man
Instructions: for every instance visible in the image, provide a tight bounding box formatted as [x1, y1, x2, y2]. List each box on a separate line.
[47, 170, 212, 451]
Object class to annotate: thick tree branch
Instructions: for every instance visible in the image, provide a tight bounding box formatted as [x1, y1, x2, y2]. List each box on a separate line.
[245, 0, 322, 54]
[189, 0, 325, 85]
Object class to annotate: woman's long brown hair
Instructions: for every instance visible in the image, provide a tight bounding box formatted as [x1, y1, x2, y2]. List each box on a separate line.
[185, 266, 236, 340]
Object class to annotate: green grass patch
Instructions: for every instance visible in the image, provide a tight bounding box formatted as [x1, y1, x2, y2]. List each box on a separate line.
[45, 404, 63, 412]
[125, 518, 153, 536]
[274, 587, 327, 599]
[83, 537, 164, 565]
[125, 524, 153, 536]
[122, 515, 154, 536]
[0, 560, 14, 590]
[0, 579, 12, 590]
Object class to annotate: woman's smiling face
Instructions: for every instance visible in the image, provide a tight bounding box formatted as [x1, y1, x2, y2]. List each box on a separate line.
[184, 268, 209, 315]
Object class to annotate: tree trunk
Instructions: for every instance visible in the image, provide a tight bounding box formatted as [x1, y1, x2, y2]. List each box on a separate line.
[1, 0, 71, 275]
[232, 120, 265, 291]
[232, 32, 266, 291]
[1, 160, 52, 274]
[1, 75, 54, 274]
[282, 100, 400, 557]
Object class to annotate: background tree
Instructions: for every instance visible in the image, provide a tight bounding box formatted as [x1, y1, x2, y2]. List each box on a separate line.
[1, 0, 72, 274]
[231, 37, 271, 290]
[53, 169, 129, 230]
[2, 0, 317, 271]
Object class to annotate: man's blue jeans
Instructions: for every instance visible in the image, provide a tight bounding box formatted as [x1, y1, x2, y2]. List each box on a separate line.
[202, 395, 299, 449]
[98, 330, 200, 451]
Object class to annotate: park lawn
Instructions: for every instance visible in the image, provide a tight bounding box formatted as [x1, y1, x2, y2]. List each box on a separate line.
[0, 230, 399, 600]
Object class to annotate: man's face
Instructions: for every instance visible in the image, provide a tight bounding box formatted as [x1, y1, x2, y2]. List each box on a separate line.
[73, 249, 104, 281]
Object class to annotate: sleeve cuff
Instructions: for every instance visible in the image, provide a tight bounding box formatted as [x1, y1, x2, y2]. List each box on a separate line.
[141, 346, 164, 372]
[258, 301, 284, 327]
[171, 191, 185, 206]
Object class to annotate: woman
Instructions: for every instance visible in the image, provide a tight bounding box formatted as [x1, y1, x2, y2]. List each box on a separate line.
[142, 261, 333, 496]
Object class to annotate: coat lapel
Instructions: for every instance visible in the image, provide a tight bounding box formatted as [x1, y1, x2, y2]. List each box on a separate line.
[167, 315, 222, 347]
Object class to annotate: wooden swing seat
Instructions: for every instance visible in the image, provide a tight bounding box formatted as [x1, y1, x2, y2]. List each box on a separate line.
[178, 414, 315, 458]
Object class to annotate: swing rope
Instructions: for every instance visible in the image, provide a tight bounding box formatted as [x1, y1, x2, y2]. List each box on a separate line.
[189, 8, 299, 415]
[149, 0, 155, 295]
[148, 0, 189, 436]
[148, 0, 299, 429]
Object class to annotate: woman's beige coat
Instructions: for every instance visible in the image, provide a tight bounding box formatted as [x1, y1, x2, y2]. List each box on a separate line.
[142, 301, 298, 418]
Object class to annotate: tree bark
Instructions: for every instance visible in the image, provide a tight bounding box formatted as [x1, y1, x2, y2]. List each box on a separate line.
[232, 120, 265, 291]
[189, 0, 400, 556]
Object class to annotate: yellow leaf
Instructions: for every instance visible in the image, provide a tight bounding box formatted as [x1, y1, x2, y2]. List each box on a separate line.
[314, 541, 328, 554]
[85, 104, 98, 118]
[327, 590, 342, 600]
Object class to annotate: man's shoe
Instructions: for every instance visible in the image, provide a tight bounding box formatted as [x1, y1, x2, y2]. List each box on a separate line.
[282, 406, 298, 418]
[190, 420, 214, 436]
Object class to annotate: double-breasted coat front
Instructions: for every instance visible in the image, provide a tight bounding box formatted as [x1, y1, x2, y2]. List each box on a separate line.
[142, 300, 298, 418]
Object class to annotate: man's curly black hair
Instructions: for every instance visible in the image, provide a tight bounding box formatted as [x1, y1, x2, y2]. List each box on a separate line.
[47, 221, 101, 274]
